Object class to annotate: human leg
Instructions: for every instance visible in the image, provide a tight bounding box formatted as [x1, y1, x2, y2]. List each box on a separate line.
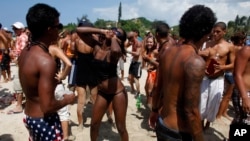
[113, 90, 128, 141]
[90, 92, 110, 141]
[206, 77, 224, 125]
[128, 62, 135, 93]
[7, 64, 11, 81]
[200, 77, 210, 129]
[107, 103, 114, 124]
[76, 86, 87, 130]
[134, 77, 141, 95]
[1, 69, 7, 82]
[216, 83, 234, 120]
[90, 86, 98, 104]
[128, 74, 135, 93]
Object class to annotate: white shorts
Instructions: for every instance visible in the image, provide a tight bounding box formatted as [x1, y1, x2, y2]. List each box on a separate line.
[118, 57, 124, 70]
[55, 84, 72, 121]
[200, 76, 224, 122]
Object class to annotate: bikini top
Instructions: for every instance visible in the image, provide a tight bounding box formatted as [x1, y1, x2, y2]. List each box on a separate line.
[92, 55, 117, 82]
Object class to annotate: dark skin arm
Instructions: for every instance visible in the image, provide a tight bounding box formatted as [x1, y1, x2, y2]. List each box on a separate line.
[38, 57, 75, 114]
[234, 47, 250, 113]
[148, 66, 162, 129]
[183, 56, 205, 141]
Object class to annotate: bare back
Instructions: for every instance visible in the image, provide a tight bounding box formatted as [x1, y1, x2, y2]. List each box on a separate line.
[18, 45, 57, 117]
[235, 46, 250, 91]
[159, 44, 205, 133]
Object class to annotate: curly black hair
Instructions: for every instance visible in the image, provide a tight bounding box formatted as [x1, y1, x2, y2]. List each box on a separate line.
[179, 5, 217, 42]
[26, 3, 60, 41]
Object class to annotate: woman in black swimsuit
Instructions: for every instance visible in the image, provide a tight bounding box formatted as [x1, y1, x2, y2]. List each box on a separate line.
[77, 25, 128, 141]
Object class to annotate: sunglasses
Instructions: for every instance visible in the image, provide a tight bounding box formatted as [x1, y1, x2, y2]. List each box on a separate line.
[51, 23, 63, 30]
[111, 27, 123, 37]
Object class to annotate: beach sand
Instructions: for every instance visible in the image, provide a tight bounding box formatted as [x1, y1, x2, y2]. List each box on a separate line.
[0, 53, 232, 141]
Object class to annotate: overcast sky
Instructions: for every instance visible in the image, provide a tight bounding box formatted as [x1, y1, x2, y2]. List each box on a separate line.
[0, 0, 249, 30]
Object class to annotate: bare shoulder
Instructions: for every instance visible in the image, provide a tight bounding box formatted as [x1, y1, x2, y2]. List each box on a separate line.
[183, 49, 206, 77]
[238, 46, 250, 56]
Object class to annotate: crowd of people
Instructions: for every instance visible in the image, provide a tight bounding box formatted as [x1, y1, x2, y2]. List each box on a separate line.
[0, 2, 250, 141]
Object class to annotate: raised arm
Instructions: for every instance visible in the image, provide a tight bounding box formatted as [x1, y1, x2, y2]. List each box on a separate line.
[49, 45, 72, 81]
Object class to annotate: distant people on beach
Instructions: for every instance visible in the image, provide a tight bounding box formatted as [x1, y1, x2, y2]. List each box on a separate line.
[8, 21, 28, 114]
[19, 3, 75, 140]
[126, 31, 143, 96]
[149, 5, 217, 141]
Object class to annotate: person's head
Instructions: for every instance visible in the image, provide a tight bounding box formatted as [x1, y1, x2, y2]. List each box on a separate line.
[111, 27, 127, 55]
[212, 22, 227, 41]
[127, 31, 136, 44]
[155, 21, 170, 42]
[145, 30, 153, 37]
[230, 31, 246, 46]
[0, 23, 2, 29]
[77, 20, 95, 43]
[12, 21, 25, 36]
[132, 29, 140, 37]
[179, 5, 217, 44]
[145, 36, 157, 53]
[26, 3, 62, 42]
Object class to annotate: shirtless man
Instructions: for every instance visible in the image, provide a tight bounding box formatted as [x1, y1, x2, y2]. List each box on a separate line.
[149, 5, 217, 141]
[19, 3, 75, 140]
[234, 38, 250, 120]
[0, 24, 12, 83]
[217, 31, 246, 121]
[199, 22, 235, 130]
[127, 31, 142, 96]
[0, 23, 12, 50]
[142, 22, 176, 109]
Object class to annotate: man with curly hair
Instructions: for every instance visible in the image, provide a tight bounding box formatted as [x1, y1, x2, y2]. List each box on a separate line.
[149, 5, 217, 141]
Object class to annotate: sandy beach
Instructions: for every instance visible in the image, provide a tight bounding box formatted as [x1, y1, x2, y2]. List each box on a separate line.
[0, 53, 233, 141]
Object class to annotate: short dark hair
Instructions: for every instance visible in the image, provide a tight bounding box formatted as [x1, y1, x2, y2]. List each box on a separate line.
[26, 3, 60, 41]
[231, 31, 246, 45]
[132, 29, 140, 37]
[0, 23, 2, 29]
[214, 22, 227, 30]
[155, 21, 170, 38]
[179, 5, 217, 42]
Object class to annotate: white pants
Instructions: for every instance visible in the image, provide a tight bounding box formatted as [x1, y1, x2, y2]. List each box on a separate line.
[200, 76, 224, 122]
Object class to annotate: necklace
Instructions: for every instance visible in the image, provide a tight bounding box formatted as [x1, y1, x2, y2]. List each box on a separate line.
[28, 41, 49, 52]
[158, 40, 169, 52]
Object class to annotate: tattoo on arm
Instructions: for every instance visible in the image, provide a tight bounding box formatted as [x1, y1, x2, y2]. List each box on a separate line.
[183, 57, 205, 139]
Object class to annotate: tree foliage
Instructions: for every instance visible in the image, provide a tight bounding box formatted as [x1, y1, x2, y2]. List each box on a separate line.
[63, 13, 250, 40]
